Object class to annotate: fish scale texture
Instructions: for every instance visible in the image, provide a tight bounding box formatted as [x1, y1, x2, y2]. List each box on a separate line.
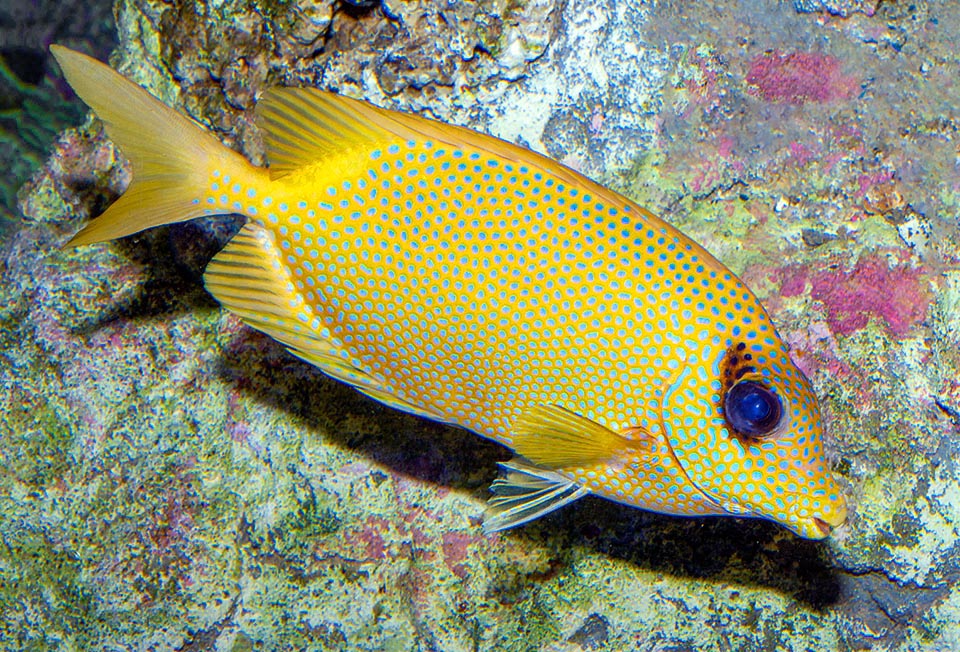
[198, 131, 841, 531]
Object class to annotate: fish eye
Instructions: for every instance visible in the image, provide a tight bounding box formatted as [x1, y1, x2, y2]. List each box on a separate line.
[724, 380, 783, 439]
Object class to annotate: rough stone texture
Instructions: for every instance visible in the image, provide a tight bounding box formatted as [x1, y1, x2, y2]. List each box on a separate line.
[7, 0, 960, 650]
[793, 0, 880, 18]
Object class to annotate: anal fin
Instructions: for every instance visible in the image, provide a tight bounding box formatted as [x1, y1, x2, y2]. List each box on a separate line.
[354, 386, 455, 425]
[204, 223, 453, 424]
[204, 223, 351, 371]
[483, 458, 589, 533]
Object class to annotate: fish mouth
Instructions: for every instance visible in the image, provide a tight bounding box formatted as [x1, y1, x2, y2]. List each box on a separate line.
[819, 500, 848, 532]
[812, 517, 834, 537]
[796, 498, 848, 539]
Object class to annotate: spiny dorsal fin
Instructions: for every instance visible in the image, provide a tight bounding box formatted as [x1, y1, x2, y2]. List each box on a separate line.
[484, 458, 589, 533]
[511, 403, 650, 469]
[253, 89, 742, 282]
[256, 89, 417, 179]
[255, 87, 592, 184]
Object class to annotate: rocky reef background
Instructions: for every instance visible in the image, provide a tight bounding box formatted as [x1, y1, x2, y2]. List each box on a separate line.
[4, 0, 960, 649]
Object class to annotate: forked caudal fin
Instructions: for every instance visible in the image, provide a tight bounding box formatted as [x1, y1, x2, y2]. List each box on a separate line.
[50, 45, 252, 246]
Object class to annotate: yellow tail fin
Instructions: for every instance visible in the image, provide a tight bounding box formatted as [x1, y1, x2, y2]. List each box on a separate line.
[50, 45, 252, 246]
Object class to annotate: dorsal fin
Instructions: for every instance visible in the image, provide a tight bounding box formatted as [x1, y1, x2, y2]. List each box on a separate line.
[254, 88, 738, 277]
[256, 89, 418, 179]
[255, 87, 601, 184]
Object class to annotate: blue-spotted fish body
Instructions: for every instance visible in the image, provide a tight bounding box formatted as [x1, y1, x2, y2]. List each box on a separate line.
[52, 46, 847, 538]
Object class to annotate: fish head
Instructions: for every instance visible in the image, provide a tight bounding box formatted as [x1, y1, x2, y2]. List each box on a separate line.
[665, 337, 847, 539]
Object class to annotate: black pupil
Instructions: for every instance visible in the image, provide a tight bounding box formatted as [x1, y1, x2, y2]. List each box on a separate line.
[724, 380, 782, 438]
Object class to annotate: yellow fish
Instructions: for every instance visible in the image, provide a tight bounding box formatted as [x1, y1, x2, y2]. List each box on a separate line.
[51, 46, 847, 538]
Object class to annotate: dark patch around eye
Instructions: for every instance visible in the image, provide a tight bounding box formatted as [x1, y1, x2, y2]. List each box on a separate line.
[716, 342, 783, 443]
[719, 343, 756, 390]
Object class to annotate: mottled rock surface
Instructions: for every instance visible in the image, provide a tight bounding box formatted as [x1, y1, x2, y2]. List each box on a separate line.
[6, 0, 960, 650]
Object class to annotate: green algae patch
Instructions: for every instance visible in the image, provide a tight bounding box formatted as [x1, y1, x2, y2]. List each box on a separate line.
[17, 173, 73, 225]
[240, 478, 344, 575]
[486, 594, 562, 651]
[1, 391, 76, 488]
[0, 526, 97, 650]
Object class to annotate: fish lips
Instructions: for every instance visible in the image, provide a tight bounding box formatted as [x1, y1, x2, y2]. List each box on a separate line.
[697, 486, 848, 539]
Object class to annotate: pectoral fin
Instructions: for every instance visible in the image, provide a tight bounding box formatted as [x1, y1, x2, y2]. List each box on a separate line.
[483, 407, 651, 533]
[511, 403, 650, 469]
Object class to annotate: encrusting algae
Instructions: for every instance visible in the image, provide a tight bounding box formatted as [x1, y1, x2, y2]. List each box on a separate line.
[50, 45, 847, 539]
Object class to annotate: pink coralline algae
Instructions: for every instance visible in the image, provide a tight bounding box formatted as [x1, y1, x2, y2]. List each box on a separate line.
[441, 531, 476, 579]
[809, 255, 931, 337]
[787, 141, 816, 167]
[746, 50, 858, 105]
[776, 265, 811, 299]
[856, 170, 895, 199]
[346, 516, 391, 560]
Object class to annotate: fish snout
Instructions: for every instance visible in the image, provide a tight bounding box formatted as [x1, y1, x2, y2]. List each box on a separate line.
[791, 494, 848, 539]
